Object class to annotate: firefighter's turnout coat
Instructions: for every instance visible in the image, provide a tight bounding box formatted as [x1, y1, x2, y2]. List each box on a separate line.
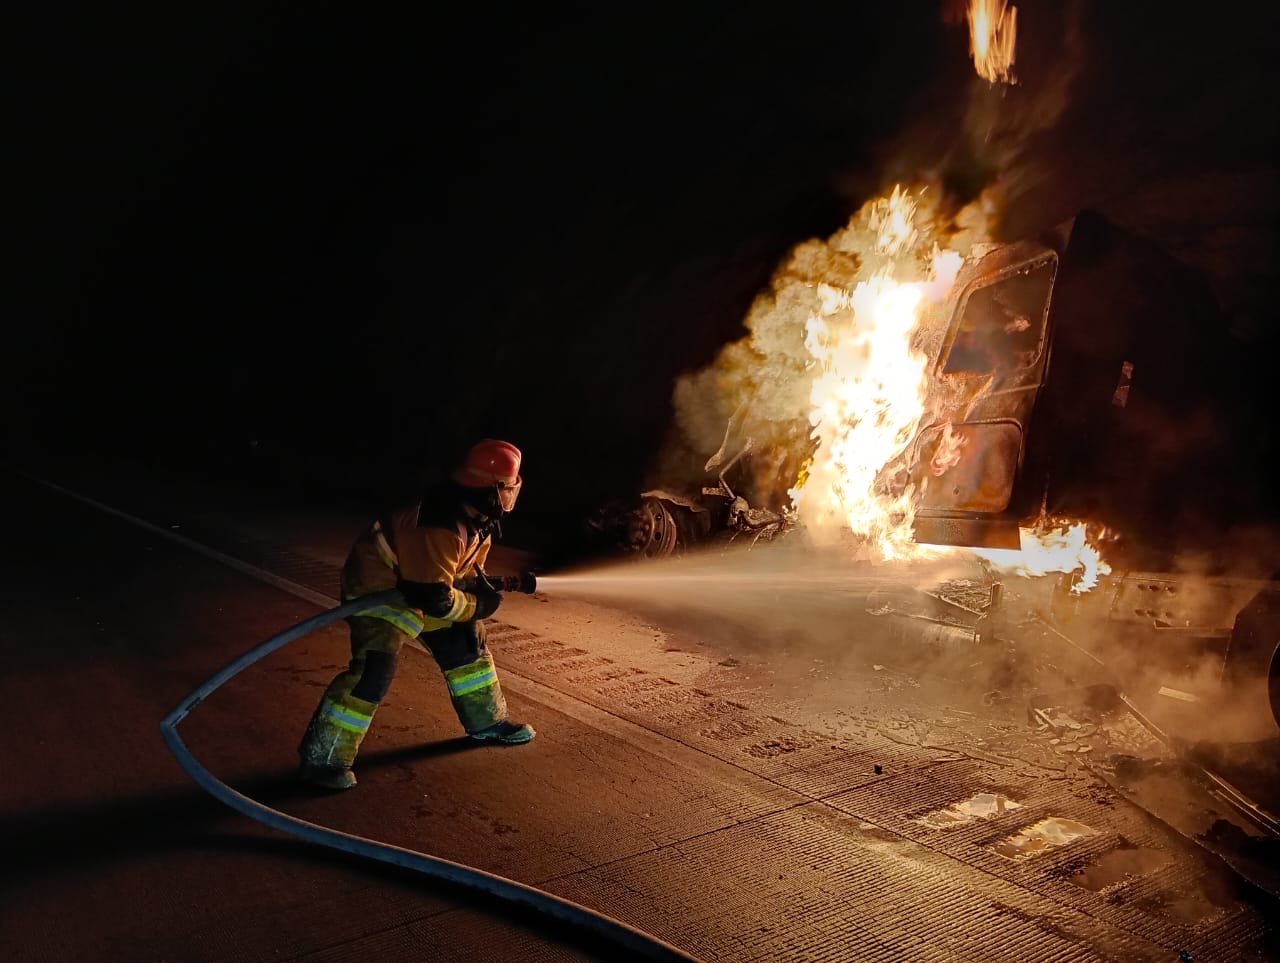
[298, 486, 509, 774]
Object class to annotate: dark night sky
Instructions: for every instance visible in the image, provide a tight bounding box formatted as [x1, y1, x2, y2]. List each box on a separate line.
[11, 4, 1279, 527]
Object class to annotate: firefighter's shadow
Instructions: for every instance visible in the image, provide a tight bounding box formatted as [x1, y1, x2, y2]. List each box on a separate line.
[358, 735, 482, 767]
[3, 738, 483, 886]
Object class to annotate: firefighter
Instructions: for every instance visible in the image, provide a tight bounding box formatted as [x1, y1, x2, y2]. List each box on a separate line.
[298, 438, 535, 790]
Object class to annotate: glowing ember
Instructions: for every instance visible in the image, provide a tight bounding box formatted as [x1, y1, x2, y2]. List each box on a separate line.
[968, 0, 1018, 85]
[790, 187, 964, 558]
[975, 521, 1112, 592]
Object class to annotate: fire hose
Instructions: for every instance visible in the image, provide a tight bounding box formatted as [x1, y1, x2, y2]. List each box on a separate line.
[161, 587, 699, 963]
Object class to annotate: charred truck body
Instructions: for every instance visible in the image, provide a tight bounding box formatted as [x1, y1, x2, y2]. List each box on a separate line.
[906, 210, 1263, 562]
[602, 212, 1279, 729]
[903, 211, 1277, 733]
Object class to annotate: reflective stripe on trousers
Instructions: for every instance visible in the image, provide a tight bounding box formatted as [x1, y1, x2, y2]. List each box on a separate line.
[321, 697, 374, 733]
[299, 690, 382, 770]
[442, 654, 507, 733]
[445, 662, 498, 697]
[299, 618, 407, 771]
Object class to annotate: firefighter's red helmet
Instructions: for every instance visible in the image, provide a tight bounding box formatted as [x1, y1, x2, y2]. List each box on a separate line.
[454, 439, 523, 511]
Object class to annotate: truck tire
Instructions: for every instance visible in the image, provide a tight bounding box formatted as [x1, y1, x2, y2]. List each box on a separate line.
[1226, 589, 1280, 730]
[1270, 640, 1280, 732]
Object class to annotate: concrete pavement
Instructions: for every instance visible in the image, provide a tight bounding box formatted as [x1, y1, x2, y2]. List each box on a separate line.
[4, 470, 1276, 962]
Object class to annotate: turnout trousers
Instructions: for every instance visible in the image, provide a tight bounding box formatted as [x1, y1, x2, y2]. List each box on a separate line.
[298, 615, 510, 773]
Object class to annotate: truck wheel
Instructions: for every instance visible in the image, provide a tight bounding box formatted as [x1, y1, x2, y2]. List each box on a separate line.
[1226, 589, 1280, 730]
[626, 498, 680, 558]
[1270, 639, 1280, 731]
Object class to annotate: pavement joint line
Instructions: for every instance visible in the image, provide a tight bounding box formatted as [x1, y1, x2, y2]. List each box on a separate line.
[501, 651, 953, 807]
[20, 468, 813, 805]
[497, 670, 809, 802]
[475, 650, 1201, 945]
[19, 476, 983, 856]
[22, 470, 1263, 954]
[507, 660, 1119, 922]
[20, 472, 1120, 927]
[527, 796, 821, 891]
[15, 470, 336, 609]
[21, 472, 712, 962]
[19, 468, 817, 798]
[20, 468, 812, 809]
[489, 645, 1250, 947]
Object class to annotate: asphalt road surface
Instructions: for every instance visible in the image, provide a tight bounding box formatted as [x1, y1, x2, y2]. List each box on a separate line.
[4, 466, 1277, 962]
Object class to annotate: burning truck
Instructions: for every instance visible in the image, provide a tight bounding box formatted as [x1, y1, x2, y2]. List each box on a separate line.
[593, 200, 1279, 732]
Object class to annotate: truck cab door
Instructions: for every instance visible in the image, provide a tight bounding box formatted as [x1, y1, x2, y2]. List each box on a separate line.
[911, 250, 1058, 548]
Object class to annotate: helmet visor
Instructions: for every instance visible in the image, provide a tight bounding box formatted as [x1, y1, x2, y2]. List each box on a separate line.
[496, 477, 522, 513]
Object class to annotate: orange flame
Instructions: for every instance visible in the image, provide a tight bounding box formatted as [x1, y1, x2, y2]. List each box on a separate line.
[790, 187, 965, 559]
[968, 0, 1017, 85]
[975, 521, 1112, 592]
[671, 185, 995, 563]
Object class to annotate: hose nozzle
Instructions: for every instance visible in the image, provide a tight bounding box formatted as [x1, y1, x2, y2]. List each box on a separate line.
[491, 572, 537, 594]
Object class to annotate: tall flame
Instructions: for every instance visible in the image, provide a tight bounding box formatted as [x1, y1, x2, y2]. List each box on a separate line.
[669, 181, 1116, 588]
[790, 188, 963, 559]
[968, 0, 1018, 85]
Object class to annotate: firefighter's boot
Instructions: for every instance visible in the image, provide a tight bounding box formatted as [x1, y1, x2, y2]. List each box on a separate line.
[470, 719, 536, 744]
[298, 689, 380, 790]
[298, 641, 400, 790]
[442, 654, 534, 743]
[299, 762, 357, 791]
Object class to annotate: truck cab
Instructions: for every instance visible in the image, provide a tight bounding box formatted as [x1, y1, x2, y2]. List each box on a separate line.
[906, 211, 1264, 570]
[904, 212, 1277, 731]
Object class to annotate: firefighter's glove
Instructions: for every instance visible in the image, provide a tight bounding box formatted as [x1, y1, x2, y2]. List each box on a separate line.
[470, 575, 502, 621]
[399, 579, 453, 616]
